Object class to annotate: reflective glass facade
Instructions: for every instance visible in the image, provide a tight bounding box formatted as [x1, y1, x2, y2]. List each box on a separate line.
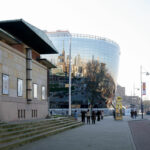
[46, 31, 120, 82]
[45, 31, 120, 108]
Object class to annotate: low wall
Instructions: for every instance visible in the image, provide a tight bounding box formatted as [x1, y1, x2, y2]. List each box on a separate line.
[49, 108, 114, 116]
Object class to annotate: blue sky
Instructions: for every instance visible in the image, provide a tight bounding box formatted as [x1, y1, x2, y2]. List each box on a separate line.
[1, 0, 150, 96]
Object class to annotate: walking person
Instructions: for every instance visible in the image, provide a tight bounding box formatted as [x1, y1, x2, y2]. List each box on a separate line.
[101, 110, 104, 120]
[92, 111, 96, 124]
[134, 110, 137, 119]
[74, 110, 78, 120]
[86, 109, 91, 124]
[131, 109, 134, 119]
[81, 110, 86, 123]
[97, 110, 101, 121]
[113, 109, 116, 120]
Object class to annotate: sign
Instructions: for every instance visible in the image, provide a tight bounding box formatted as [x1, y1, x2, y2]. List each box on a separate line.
[65, 84, 69, 88]
[71, 104, 80, 108]
[115, 96, 123, 120]
[142, 82, 146, 95]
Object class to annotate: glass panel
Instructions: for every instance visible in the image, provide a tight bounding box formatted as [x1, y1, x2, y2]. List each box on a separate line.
[18, 79, 23, 96]
[2, 74, 9, 94]
[33, 84, 38, 98]
[42, 86, 45, 100]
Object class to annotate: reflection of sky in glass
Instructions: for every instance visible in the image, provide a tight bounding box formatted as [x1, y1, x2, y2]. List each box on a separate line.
[45, 33, 120, 82]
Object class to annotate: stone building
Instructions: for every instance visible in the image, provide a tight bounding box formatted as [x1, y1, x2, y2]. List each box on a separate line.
[0, 19, 57, 121]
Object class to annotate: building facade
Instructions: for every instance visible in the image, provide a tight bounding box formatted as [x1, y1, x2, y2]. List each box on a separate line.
[45, 31, 120, 108]
[0, 19, 57, 121]
[47, 31, 120, 81]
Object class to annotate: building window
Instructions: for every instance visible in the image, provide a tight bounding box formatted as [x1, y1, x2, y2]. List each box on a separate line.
[33, 84, 38, 98]
[32, 110, 34, 118]
[23, 110, 26, 118]
[2, 74, 9, 95]
[21, 109, 23, 118]
[18, 109, 25, 119]
[32, 109, 37, 118]
[17, 79, 23, 97]
[18, 110, 20, 118]
[35, 110, 37, 117]
[42, 86, 46, 100]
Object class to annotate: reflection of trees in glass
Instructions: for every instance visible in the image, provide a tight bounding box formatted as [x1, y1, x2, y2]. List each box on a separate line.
[86, 60, 115, 107]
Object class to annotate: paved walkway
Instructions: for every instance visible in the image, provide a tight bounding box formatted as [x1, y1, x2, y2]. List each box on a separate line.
[15, 116, 135, 150]
[129, 119, 150, 150]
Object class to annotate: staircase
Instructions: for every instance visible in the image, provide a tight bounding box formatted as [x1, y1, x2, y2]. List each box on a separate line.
[0, 117, 83, 150]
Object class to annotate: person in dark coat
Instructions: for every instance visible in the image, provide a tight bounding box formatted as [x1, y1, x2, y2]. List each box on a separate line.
[97, 110, 101, 121]
[81, 111, 86, 123]
[113, 109, 116, 120]
[131, 110, 134, 118]
[134, 110, 137, 119]
[92, 111, 96, 124]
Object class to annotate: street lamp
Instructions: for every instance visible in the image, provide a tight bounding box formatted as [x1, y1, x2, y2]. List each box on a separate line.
[140, 65, 150, 119]
[68, 38, 72, 116]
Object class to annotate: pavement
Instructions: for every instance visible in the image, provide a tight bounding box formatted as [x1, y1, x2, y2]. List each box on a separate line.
[14, 116, 136, 150]
[128, 117, 150, 150]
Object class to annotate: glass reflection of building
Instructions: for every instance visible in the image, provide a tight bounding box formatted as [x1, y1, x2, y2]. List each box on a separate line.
[45, 31, 120, 108]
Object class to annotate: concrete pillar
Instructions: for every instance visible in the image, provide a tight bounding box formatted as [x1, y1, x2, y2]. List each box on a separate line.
[26, 48, 32, 102]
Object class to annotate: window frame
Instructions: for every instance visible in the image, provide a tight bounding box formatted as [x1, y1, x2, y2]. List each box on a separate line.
[2, 74, 9, 95]
[33, 83, 38, 99]
[17, 78, 23, 97]
[41, 86, 46, 100]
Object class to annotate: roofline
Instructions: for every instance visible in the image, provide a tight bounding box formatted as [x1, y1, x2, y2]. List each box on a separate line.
[0, 19, 58, 54]
[47, 31, 120, 49]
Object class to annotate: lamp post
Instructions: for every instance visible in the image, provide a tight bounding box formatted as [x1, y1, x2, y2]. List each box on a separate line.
[68, 38, 72, 116]
[140, 65, 150, 119]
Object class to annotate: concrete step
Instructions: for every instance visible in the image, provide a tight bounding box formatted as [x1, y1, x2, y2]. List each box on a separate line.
[0, 120, 58, 133]
[0, 117, 83, 150]
[0, 117, 72, 133]
[0, 120, 76, 140]
[0, 121, 77, 144]
[0, 117, 69, 129]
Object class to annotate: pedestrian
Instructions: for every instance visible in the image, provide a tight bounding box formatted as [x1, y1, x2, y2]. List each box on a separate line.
[131, 109, 134, 119]
[101, 110, 104, 120]
[113, 109, 116, 120]
[74, 110, 78, 120]
[97, 110, 101, 121]
[86, 109, 91, 124]
[134, 110, 137, 119]
[81, 110, 86, 123]
[50, 110, 52, 116]
[66, 110, 68, 115]
[92, 111, 96, 124]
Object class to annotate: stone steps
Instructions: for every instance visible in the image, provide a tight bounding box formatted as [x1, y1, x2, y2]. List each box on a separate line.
[0, 118, 70, 133]
[0, 120, 72, 138]
[0, 117, 83, 150]
[0, 120, 75, 141]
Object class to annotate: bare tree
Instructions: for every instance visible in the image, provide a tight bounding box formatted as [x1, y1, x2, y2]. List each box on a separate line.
[86, 60, 115, 107]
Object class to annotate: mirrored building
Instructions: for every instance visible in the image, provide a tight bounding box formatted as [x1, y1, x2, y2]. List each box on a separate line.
[45, 31, 120, 108]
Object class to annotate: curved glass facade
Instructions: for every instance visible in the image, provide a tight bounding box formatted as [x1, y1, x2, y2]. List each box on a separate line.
[45, 31, 120, 108]
[47, 31, 120, 82]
